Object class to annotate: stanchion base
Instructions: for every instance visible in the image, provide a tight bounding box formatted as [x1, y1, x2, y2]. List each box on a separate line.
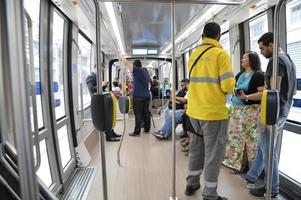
[169, 197, 178, 200]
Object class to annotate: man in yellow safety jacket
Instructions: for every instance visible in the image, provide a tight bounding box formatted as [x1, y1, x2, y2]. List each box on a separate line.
[185, 22, 235, 200]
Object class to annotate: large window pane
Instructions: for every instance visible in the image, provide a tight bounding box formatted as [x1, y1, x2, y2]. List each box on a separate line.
[57, 125, 71, 168]
[24, 0, 44, 129]
[286, 0, 301, 123]
[279, 130, 301, 184]
[249, 14, 269, 72]
[52, 11, 66, 120]
[77, 33, 92, 108]
[220, 32, 230, 55]
[36, 140, 52, 187]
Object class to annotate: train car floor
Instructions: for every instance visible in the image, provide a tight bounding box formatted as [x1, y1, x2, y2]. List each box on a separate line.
[86, 115, 268, 200]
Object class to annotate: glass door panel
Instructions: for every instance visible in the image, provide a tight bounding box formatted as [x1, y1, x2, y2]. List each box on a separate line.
[36, 140, 53, 187]
[57, 125, 71, 168]
[52, 11, 66, 120]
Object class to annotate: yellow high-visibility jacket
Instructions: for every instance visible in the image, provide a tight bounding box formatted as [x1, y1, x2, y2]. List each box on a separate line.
[187, 38, 235, 120]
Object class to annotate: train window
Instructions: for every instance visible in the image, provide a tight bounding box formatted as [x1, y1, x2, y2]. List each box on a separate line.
[286, 0, 301, 123]
[184, 52, 189, 77]
[279, 130, 301, 184]
[36, 140, 53, 187]
[24, 0, 44, 129]
[249, 14, 269, 72]
[220, 32, 230, 55]
[77, 32, 92, 109]
[51, 11, 66, 120]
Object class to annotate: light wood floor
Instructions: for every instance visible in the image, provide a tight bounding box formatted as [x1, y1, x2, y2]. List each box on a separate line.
[86, 115, 259, 200]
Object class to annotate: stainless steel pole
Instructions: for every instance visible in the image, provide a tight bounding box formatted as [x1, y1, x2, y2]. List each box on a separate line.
[93, 0, 108, 200]
[266, 0, 284, 199]
[170, 2, 177, 200]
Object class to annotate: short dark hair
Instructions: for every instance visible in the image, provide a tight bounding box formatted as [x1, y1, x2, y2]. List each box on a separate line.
[202, 22, 221, 39]
[133, 59, 142, 68]
[113, 81, 119, 87]
[246, 51, 261, 71]
[181, 79, 190, 84]
[258, 32, 273, 46]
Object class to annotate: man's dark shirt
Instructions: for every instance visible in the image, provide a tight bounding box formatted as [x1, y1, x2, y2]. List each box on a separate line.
[168, 89, 187, 110]
[265, 53, 296, 109]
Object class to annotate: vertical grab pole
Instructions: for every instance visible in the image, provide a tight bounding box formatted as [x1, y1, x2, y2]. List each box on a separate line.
[92, 0, 108, 200]
[266, 0, 284, 199]
[117, 67, 127, 166]
[170, 2, 177, 200]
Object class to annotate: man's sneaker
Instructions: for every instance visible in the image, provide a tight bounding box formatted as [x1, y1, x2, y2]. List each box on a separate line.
[245, 178, 255, 189]
[184, 184, 200, 196]
[203, 196, 228, 200]
[152, 131, 167, 140]
[249, 187, 278, 199]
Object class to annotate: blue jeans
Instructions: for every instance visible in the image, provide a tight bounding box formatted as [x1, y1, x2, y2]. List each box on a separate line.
[246, 114, 288, 194]
[160, 110, 185, 138]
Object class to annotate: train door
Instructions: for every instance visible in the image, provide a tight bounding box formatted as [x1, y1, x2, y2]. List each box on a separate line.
[24, 0, 76, 194]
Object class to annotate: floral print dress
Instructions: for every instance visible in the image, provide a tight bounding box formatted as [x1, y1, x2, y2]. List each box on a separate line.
[223, 104, 260, 171]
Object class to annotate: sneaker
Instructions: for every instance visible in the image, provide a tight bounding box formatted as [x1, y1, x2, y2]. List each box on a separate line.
[184, 184, 200, 196]
[245, 178, 255, 189]
[112, 131, 121, 137]
[249, 187, 278, 198]
[203, 196, 228, 200]
[152, 131, 167, 140]
[106, 136, 120, 142]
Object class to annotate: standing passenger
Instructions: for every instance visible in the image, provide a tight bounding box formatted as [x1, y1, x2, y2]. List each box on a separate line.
[122, 59, 151, 136]
[245, 32, 296, 198]
[185, 22, 235, 200]
[223, 51, 265, 174]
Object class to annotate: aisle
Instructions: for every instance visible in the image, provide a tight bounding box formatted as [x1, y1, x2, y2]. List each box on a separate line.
[86, 115, 258, 200]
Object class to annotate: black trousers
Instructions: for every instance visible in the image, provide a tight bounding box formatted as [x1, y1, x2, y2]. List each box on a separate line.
[133, 97, 151, 134]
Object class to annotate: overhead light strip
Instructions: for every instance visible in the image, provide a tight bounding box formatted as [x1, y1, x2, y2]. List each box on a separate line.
[161, 5, 225, 54]
[105, 2, 125, 53]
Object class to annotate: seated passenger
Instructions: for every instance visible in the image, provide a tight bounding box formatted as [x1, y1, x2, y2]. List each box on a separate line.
[223, 51, 264, 173]
[112, 81, 121, 99]
[152, 79, 189, 139]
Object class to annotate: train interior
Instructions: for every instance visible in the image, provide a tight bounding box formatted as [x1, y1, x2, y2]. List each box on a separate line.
[0, 0, 301, 199]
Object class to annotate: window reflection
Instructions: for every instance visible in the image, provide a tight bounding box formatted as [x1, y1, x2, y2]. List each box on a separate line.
[52, 11, 66, 120]
[24, 0, 44, 129]
[77, 33, 92, 109]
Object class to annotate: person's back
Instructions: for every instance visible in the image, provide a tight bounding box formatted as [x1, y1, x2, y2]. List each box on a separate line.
[185, 22, 234, 200]
[132, 66, 151, 98]
[187, 37, 235, 120]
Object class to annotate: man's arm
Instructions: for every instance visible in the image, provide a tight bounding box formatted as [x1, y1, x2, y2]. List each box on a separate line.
[218, 52, 235, 94]
[120, 54, 133, 72]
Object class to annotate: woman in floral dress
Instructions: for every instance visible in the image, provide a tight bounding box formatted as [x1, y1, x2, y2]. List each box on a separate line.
[223, 51, 265, 173]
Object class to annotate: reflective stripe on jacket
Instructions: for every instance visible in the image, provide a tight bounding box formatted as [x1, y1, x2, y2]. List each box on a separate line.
[187, 38, 235, 120]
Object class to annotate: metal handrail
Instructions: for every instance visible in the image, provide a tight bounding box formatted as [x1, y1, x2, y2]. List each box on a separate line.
[266, 0, 285, 199]
[92, 1, 108, 200]
[25, 11, 41, 172]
